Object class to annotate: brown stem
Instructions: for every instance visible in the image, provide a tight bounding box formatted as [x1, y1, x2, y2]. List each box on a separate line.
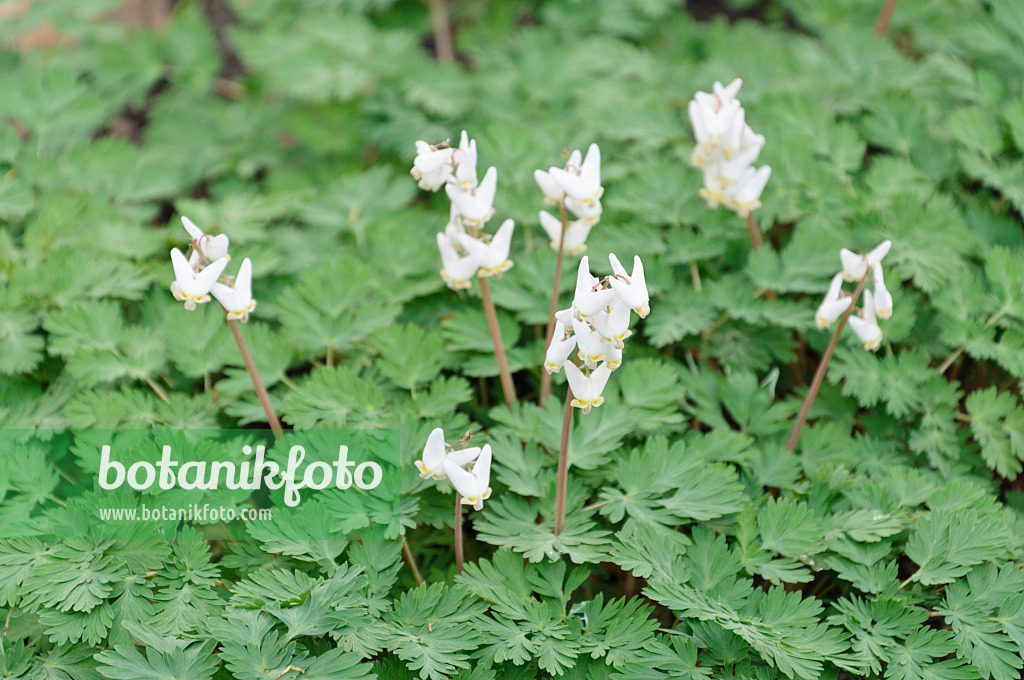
[426, 0, 455, 63]
[874, 0, 898, 37]
[226, 316, 284, 439]
[554, 387, 573, 535]
[454, 492, 464, 575]
[785, 272, 870, 451]
[539, 202, 569, 403]
[746, 212, 765, 250]
[478, 275, 517, 409]
[402, 537, 423, 586]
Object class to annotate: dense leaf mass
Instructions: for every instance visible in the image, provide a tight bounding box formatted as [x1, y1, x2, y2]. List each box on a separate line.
[2, 0, 1024, 679]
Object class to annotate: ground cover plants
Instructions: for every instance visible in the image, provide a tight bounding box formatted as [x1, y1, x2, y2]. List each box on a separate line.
[2, 0, 1024, 678]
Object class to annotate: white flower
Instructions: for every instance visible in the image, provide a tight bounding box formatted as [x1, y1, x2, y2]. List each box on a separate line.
[608, 254, 650, 318]
[572, 316, 609, 370]
[591, 298, 632, 348]
[815, 272, 852, 330]
[211, 257, 257, 322]
[444, 444, 492, 510]
[731, 165, 772, 217]
[412, 141, 455, 191]
[436, 231, 480, 290]
[565, 362, 612, 414]
[534, 168, 565, 204]
[539, 210, 593, 255]
[873, 262, 893, 319]
[447, 166, 497, 228]
[458, 219, 515, 278]
[415, 427, 481, 480]
[170, 248, 229, 311]
[453, 131, 478, 190]
[181, 216, 230, 262]
[840, 240, 891, 282]
[572, 256, 615, 318]
[544, 321, 577, 374]
[565, 195, 602, 222]
[848, 289, 883, 351]
[549, 143, 603, 208]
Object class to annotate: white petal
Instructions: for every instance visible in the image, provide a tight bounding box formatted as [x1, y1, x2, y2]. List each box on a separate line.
[181, 216, 203, 241]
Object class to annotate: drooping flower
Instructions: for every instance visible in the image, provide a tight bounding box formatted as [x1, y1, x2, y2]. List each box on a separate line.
[444, 445, 493, 510]
[181, 216, 230, 262]
[873, 262, 893, 319]
[447, 166, 498, 229]
[538, 211, 593, 255]
[211, 257, 257, 322]
[453, 131, 478, 190]
[607, 254, 650, 318]
[458, 219, 515, 278]
[815, 273, 852, 330]
[534, 168, 565, 204]
[565, 362, 612, 414]
[848, 289, 883, 351]
[688, 78, 771, 218]
[572, 316, 610, 370]
[572, 256, 615, 318]
[415, 427, 481, 480]
[591, 298, 633, 348]
[840, 240, 891, 282]
[544, 321, 578, 374]
[411, 141, 455, 191]
[549, 143, 603, 209]
[170, 248, 229, 311]
[436, 231, 480, 290]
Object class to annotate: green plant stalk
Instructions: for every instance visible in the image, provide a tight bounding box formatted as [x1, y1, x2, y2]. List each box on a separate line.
[553, 387, 573, 535]
[785, 271, 870, 451]
[539, 202, 569, 403]
[478, 275, 517, 409]
[226, 315, 284, 439]
[402, 537, 423, 586]
[454, 492, 464, 575]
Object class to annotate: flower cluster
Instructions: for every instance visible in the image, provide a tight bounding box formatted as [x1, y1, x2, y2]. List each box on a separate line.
[816, 240, 894, 351]
[411, 131, 515, 290]
[169, 217, 256, 321]
[688, 78, 771, 218]
[544, 254, 649, 413]
[534, 143, 603, 255]
[416, 427, 493, 511]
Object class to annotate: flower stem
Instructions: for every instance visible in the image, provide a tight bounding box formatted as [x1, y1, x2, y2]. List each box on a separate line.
[785, 271, 870, 452]
[874, 0, 898, 37]
[426, 0, 455, 63]
[746, 212, 765, 251]
[402, 536, 424, 586]
[539, 202, 569, 403]
[554, 387, 573, 535]
[145, 377, 171, 403]
[478, 275, 517, 409]
[226, 316, 284, 439]
[454, 492, 464, 575]
[746, 212, 778, 301]
[689, 260, 702, 293]
[938, 347, 964, 375]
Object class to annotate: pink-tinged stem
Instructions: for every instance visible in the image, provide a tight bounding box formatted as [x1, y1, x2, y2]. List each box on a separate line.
[454, 492, 464, 575]
[874, 0, 898, 37]
[553, 387, 573, 535]
[785, 271, 870, 451]
[226, 316, 284, 439]
[746, 212, 765, 251]
[478, 275, 517, 409]
[539, 202, 569, 403]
